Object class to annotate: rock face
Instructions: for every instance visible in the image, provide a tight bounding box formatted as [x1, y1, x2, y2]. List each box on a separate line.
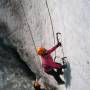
[0, 0, 55, 89]
[0, 37, 36, 90]
[0, 0, 90, 90]
[0, 0, 54, 74]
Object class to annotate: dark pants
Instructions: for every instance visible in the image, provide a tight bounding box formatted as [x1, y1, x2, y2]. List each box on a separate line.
[34, 87, 45, 90]
[46, 68, 63, 84]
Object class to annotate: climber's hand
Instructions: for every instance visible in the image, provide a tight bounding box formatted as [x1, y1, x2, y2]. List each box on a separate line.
[58, 42, 62, 46]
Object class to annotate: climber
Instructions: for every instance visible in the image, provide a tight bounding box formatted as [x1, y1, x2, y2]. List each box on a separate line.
[33, 79, 45, 90]
[37, 42, 67, 85]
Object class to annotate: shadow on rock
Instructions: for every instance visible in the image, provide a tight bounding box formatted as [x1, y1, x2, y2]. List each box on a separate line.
[0, 37, 36, 80]
[0, 37, 37, 90]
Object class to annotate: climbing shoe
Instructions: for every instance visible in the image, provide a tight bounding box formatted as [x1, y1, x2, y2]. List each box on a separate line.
[58, 80, 65, 85]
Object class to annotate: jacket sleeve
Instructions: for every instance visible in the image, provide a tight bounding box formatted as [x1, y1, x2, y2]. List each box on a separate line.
[47, 44, 59, 54]
[50, 62, 62, 69]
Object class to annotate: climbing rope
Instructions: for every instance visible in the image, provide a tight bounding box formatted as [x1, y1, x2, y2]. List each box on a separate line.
[45, 0, 56, 60]
[19, 0, 50, 83]
[45, 0, 67, 64]
[19, 0, 37, 53]
[18, 0, 44, 79]
[18, 1, 68, 90]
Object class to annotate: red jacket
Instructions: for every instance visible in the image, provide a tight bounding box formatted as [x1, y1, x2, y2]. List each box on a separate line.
[39, 44, 62, 72]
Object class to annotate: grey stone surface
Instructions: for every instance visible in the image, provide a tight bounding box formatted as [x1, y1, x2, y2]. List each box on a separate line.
[0, 0, 90, 90]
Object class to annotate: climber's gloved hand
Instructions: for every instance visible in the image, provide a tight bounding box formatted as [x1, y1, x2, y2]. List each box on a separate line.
[62, 64, 67, 69]
[58, 42, 62, 46]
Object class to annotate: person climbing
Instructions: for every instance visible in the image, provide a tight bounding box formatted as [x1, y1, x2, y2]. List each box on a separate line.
[33, 79, 45, 90]
[37, 42, 67, 85]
